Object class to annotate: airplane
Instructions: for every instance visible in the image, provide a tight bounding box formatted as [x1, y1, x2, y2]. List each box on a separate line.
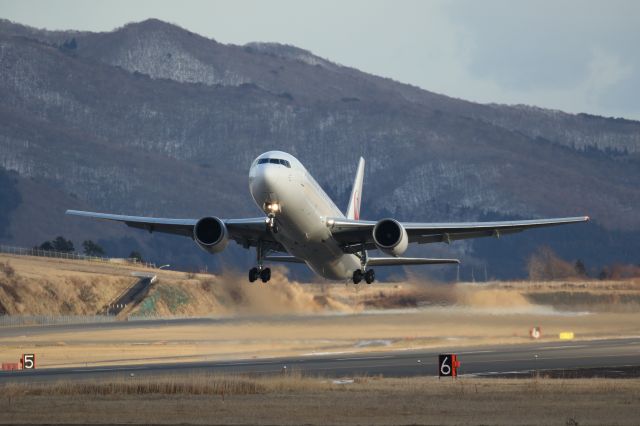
[67, 151, 589, 284]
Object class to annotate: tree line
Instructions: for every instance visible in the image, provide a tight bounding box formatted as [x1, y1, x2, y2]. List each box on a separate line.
[527, 246, 640, 281]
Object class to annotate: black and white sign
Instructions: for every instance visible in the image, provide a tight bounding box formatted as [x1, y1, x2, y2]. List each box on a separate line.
[22, 354, 35, 369]
[439, 354, 453, 377]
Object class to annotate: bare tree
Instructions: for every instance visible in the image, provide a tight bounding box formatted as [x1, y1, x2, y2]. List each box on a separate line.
[527, 246, 576, 281]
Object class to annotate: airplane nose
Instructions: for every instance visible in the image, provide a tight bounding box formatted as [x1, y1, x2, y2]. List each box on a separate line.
[261, 165, 279, 191]
[250, 164, 279, 200]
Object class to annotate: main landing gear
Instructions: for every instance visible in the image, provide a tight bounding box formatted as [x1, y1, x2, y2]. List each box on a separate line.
[352, 268, 375, 284]
[249, 241, 271, 283]
[249, 266, 271, 283]
[352, 245, 375, 284]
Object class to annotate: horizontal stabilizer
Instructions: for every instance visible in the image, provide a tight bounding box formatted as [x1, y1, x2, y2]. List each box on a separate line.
[265, 255, 306, 264]
[367, 257, 459, 266]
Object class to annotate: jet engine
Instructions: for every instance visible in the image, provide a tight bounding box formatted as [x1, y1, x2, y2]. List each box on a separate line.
[372, 218, 408, 257]
[193, 216, 229, 253]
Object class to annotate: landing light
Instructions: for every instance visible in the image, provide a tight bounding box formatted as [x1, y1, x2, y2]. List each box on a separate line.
[265, 202, 280, 213]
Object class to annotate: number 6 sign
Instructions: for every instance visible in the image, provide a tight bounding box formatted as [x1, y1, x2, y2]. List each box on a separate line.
[438, 354, 459, 377]
[21, 354, 35, 369]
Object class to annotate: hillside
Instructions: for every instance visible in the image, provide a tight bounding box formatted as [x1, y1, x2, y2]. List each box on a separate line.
[0, 255, 136, 315]
[2, 253, 640, 318]
[0, 19, 638, 278]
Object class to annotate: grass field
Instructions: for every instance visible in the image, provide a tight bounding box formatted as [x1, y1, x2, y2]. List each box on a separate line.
[1, 374, 639, 425]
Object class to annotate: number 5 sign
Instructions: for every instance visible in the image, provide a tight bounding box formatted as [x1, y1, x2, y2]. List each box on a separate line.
[21, 354, 35, 369]
[438, 354, 460, 377]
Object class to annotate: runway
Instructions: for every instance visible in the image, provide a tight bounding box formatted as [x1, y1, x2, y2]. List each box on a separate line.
[1, 336, 639, 383]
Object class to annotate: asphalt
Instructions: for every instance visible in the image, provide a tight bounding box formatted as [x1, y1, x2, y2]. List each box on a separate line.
[1, 336, 639, 383]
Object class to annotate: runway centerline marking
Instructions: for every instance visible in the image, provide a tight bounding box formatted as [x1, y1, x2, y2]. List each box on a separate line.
[538, 345, 589, 350]
[334, 356, 394, 361]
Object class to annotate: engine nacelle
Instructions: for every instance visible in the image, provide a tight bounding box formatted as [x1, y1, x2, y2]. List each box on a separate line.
[372, 218, 408, 257]
[193, 216, 229, 254]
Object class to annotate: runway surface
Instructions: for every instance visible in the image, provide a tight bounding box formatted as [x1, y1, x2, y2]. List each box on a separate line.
[1, 335, 639, 383]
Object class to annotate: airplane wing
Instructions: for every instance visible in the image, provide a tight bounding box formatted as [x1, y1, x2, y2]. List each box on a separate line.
[65, 210, 285, 252]
[263, 254, 458, 266]
[328, 216, 590, 253]
[264, 255, 306, 264]
[367, 257, 459, 266]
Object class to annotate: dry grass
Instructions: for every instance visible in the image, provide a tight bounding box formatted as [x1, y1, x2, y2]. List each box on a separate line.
[1, 375, 267, 397]
[1, 375, 640, 425]
[0, 371, 339, 397]
[0, 255, 138, 315]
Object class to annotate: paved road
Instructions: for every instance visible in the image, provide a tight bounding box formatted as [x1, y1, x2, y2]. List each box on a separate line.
[108, 276, 154, 316]
[1, 337, 639, 383]
[0, 315, 364, 337]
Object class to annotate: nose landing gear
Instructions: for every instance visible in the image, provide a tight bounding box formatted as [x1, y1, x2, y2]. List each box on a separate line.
[266, 214, 278, 234]
[264, 202, 280, 234]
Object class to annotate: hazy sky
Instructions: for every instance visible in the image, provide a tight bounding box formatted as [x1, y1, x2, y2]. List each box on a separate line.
[1, 0, 638, 119]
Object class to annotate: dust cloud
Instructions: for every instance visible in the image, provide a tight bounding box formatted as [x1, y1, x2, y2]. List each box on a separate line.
[454, 286, 532, 308]
[207, 266, 357, 316]
[402, 273, 533, 310]
[199, 268, 535, 317]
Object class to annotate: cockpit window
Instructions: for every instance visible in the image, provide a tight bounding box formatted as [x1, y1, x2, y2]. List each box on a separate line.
[256, 158, 291, 168]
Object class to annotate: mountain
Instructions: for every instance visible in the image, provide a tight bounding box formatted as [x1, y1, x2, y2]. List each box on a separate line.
[0, 18, 638, 279]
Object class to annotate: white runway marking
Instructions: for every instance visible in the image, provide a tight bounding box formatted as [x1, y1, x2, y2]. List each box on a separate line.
[539, 345, 588, 350]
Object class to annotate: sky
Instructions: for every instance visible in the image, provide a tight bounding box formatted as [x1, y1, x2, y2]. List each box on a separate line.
[1, 0, 638, 119]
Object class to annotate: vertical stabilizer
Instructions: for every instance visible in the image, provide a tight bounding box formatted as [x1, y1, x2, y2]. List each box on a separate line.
[346, 157, 365, 220]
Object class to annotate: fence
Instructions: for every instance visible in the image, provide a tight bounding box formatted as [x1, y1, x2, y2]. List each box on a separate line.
[0, 244, 156, 269]
[0, 315, 118, 327]
[0, 314, 209, 327]
[126, 314, 206, 322]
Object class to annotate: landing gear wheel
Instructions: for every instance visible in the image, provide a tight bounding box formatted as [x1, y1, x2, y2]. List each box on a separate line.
[352, 269, 363, 284]
[364, 269, 375, 284]
[249, 267, 259, 283]
[260, 267, 271, 283]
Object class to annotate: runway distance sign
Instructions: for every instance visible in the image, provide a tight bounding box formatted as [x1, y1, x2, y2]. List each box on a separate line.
[530, 326, 542, 339]
[21, 354, 35, 369]
[438, 354, 460, 377]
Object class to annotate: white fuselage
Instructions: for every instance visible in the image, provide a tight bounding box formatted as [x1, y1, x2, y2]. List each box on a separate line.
[249, 151, 361, 280]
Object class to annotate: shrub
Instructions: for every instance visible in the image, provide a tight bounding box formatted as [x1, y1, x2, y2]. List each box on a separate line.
[0, 261, 15, 278]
